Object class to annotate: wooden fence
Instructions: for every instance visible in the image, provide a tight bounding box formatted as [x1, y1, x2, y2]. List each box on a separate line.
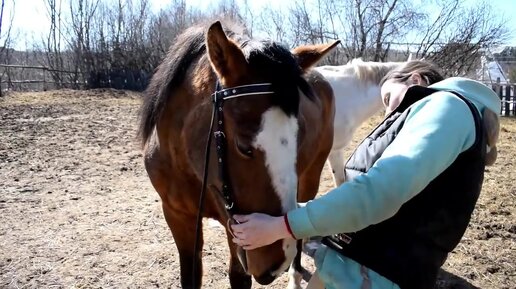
[1, 64, 515, 117]
[0, 64, 149, 94]
[491, 78, 515, 117]
[0, 64, 85, 94]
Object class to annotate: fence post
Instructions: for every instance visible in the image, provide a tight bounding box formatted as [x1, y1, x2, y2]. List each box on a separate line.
[505, 85, 511, 117]
[495, 78, 502, 115]
[43, 70, 47, 91]
[512, 84, 516, 117]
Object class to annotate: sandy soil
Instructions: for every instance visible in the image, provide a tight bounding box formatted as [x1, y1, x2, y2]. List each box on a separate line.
[1, 90, 514, 288]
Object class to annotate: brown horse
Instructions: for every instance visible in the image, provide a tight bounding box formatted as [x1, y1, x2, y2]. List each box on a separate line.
[138, 20, 337, 288]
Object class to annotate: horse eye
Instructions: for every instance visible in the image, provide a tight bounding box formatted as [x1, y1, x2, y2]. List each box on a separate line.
[235, 138, 253, 159]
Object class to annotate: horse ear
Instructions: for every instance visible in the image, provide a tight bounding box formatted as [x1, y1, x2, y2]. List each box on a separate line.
[206, 21, 248, 86]
[292, 40, 341, 71]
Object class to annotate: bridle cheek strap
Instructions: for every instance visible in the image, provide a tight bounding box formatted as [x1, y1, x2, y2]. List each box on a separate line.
[210, 82, 274, 214]
[193, 81, 275, 281]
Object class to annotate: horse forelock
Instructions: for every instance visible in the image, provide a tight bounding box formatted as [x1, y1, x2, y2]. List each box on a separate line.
[243, 40, 307, 117]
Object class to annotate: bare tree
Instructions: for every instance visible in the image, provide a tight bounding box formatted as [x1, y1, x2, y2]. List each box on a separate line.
[0, 0, 15, 95]
[414, 0, 460, 58]
[420, 1, 509, 76]
[147, 0, 203, 68]
[276, 0, 420, 62]
[212, 0, 244, 24]
[257, 7, 291, 45]
[240, 0, 255, 36]
[68, 0, 100, 87]
[369, 0, 422, 61]
[44, 0, 66, 87]
[0, 0, 14, 54]
[8, 0, 510, 93]
[289, 0, 336, 46]
[263, 0, 341, 64]
[273, 0, 508, 75]
[338, 0, 422, 61]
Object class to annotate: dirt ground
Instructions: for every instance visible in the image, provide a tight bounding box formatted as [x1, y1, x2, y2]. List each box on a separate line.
[1, 90, 514, 289]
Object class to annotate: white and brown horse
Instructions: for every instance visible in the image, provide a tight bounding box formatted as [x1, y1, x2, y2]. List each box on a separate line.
[138, 20, 338, 288]
[316, 58, 500, 187]
[315, 59, 405, 186]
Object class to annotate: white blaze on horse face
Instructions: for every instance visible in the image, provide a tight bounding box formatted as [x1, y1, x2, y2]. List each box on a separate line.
[252, 106, 298, 275]
[253, 107, 298, 212]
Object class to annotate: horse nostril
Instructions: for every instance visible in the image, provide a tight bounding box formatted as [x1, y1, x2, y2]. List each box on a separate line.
[254, 270, 276, 285]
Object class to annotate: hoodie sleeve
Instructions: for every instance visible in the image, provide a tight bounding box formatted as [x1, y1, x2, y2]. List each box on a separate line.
[287, 92, 477, 239]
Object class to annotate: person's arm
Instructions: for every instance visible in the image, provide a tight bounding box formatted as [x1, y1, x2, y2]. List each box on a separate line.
[287, 92, 477, 239]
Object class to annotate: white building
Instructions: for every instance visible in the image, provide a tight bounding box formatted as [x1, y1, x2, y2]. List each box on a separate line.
[477, 56, 510, 85]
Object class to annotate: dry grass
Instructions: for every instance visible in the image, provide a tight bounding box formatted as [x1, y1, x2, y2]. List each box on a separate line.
[0, 90, 514, 288]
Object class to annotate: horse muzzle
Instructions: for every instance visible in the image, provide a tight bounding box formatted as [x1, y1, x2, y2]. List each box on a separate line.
[254, 269, 277, 285]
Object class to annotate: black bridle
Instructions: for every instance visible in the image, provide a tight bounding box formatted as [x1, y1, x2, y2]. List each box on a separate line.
[192, 81, 275, 284]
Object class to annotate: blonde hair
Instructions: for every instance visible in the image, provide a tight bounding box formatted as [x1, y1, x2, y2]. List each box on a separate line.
[380, 60, 444, 86]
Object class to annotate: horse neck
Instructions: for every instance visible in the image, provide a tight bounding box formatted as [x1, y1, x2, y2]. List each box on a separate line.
[350, 61, 404, 120]
[345, 80, 383, 125]
[352, 60, 403, 85]
[321, 68, 383, 128]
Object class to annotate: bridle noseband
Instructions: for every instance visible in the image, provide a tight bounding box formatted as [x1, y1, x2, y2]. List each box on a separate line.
[193, 81, 275, 282]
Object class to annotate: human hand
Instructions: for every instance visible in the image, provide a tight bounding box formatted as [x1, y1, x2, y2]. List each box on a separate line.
[230, 213, 292, 250]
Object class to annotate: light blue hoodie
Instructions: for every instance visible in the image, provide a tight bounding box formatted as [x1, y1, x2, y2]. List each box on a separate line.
[286, 77, 501, 289]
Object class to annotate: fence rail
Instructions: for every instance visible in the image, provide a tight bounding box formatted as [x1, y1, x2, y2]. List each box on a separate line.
[0, 64, 85, 94]
[0, 64, 148, 93]
[0, 64, 78, 73]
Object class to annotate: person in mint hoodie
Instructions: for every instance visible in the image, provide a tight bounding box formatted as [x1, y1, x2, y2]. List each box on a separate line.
[230, 60, 501, 289]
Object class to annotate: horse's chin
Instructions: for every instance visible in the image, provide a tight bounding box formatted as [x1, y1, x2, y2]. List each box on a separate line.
[253, 270, 277, 285]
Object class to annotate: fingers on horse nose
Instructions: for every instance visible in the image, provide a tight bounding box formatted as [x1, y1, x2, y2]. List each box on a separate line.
[233, 224, 247, 234]
[231, 226, 243, 234]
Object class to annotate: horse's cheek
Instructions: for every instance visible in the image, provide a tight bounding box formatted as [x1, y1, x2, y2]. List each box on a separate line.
[181, 117, 205, 179]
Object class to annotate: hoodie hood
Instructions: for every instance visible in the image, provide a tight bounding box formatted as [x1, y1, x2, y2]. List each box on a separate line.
[429, 77, 501, 116]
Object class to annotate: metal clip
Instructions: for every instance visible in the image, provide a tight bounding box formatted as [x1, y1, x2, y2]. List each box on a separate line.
[336, 233, 352, 244]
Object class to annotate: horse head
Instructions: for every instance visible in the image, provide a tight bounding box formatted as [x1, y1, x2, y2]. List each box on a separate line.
[182, 21, 339, 284]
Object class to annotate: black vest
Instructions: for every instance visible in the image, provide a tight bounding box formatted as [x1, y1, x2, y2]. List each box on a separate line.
[323, 86, 486, 289]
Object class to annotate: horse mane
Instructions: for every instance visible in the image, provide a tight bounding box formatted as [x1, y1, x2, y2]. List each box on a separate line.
[349, 58, 402, 84]
[138, 20, 247, 147]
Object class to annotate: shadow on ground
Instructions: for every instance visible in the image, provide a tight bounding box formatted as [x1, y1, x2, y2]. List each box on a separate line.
[436, 269, 480, 289]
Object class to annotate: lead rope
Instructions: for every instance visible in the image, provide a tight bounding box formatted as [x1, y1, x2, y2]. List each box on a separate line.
[192, 100, 216, 287]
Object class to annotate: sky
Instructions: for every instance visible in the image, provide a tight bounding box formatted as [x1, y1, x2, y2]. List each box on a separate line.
[3, 0, 516, 50]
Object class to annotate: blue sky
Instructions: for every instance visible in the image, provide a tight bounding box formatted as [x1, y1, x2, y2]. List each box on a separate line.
[4, 0, 516, 50]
